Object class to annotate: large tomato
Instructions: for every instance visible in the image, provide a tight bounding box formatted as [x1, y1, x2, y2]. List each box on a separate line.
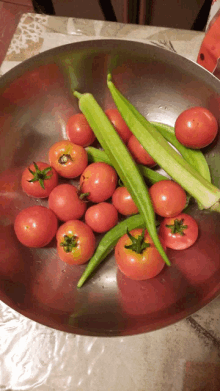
[115, 228, 166, 280]
[56, 220, 96, 265]
[21, 162, 58, 198]
[105, 108, 132, 143]
[112, 186, 138, 216]
[48, 183, 87, 221]
[66, 113, 96, 147]
[175, 107, 218, 149]
[149, 180, 187, 217]
[79, 162, 118, 203]
[49, 140, 88, 178]
[159, 213, 199, 250]
[85, 202, 118, 233]
[14, 206, 58, 248]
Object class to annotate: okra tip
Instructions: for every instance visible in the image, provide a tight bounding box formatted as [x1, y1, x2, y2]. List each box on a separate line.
[73, 91, 82, 99]
[77, 279, 84, 289]
[107, 73, 112, 82]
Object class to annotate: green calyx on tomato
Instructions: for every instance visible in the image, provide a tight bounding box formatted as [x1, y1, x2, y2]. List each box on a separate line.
[125, 229, 150, 254]
[28, 162, 52, 189]
[166, 218, 188, 236]
[60, 234, 78, 252]
[78, 191, 90, 200]
[58, 154, 73, 165]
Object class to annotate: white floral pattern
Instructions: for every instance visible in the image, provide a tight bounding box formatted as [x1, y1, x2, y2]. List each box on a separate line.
[6, 13, 48, 56]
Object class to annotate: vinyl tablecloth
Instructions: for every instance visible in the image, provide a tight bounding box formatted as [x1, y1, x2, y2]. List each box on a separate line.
[1, 12, 220, 391]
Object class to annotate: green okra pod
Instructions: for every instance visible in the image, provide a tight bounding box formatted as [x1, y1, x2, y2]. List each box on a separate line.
[74, 90, 171, 267]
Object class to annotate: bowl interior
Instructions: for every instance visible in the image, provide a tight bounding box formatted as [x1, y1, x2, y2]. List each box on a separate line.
[1, 39, 220, 336]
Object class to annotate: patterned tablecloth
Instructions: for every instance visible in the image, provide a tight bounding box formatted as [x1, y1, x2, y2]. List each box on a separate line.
[1, 12, 220, 391]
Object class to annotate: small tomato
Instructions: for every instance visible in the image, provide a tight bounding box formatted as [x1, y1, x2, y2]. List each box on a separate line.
[14, 206, 58, 248]
[49, 140, 88, 178]
[79, 162, 118, 203]
[85, 202, 118, 233]
[56, 220, 96, 265]
[159, 213, 199, 250]
[115, 228, 166, 280]
[21, 161, 58, 198]
[48, 184, 87, 221]
[175, 107, 218, 149]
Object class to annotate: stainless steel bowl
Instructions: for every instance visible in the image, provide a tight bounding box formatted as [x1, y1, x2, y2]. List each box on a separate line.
[1, 39, 220, 337]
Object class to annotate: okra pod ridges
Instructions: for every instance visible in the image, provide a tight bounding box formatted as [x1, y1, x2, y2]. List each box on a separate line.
[152, 122, 211, 184]
[74, 90, 171, 267]
[107, 74, 220, 211]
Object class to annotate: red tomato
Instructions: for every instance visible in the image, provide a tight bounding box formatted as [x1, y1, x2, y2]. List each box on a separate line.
[115, 228, 166, 280]
[149, 180, 186, 217]
[127, 135, 156, 166]
[49, 140, 88, 178]
[159, 213, 198, 250]
[112, 186, 138, 216]
[66, 113, 96, 147]
[21, 162, 58, 198]
[79, 162, 118, 203]
[56, 220, 96, 265]
[105, 109, 132, 143]
[48, 184, 87, 222]
[85, 202, 118, 233]
[14, 206, 58, 248]
[175, 107, 218, 149]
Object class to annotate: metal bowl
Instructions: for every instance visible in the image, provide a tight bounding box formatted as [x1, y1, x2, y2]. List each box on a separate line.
[1, 39, 220, 337]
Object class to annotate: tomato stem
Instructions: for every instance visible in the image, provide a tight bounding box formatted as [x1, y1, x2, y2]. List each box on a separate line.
[28, 162, 52, 189]
[79, 192, 90, 200]
[125, 228, 150, 254]
[166, 218, 188, 236]
[58, 154, 73, 165]
[60, 234, 78, 252]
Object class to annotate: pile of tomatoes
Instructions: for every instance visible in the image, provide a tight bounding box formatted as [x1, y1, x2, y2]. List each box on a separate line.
[14, 110, 133, 267]
[14, 106, 218, 281]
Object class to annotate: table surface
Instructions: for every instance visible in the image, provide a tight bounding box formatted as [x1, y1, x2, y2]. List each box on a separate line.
[1, 12, 220, 391]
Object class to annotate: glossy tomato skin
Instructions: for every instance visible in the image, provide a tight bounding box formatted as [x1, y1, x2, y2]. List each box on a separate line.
[56, 220, 96, 265]
[21, 162, 58, 198]
[175, 107, 218, 149]
[48, 184, 87, 222]
[112, 186, 138, 216]
[79, 162, 118, 203]
[49, 140, 88, 178]
[127, 135, 156, 166]
[14, 206, 58, 247]
[85, 202, 118, 233]
[66, 113, 96, 147]
[115, 228, 166, 280]
[159, 213, 199, 250]
[105, 109, 132, 143]
[149, 180, 186, 217]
